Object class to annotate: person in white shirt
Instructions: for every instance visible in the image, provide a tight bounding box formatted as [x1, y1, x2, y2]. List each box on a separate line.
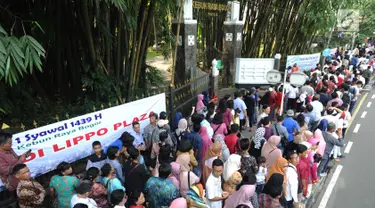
[71, 183, 97, 208]
[233, 91, 248, 131]
[285, 151, 301, 208]
[341, 103, 352, 139]
[310, 95, 324, 120]
[257, 105, 271, 124]
[110, 189, 128, 208]
[206, 158, 229, 208]
[255, 156, 267, 195]
[287, 85, 299, 110]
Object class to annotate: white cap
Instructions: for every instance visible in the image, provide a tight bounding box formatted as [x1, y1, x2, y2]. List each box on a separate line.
[157, 119, 169, 128]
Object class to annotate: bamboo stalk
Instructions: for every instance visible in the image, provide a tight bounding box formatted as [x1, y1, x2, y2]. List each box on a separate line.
[170, 0, 185, 87]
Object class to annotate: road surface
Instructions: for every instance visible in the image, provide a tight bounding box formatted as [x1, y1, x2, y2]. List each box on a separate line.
[317, 83, 375, 208]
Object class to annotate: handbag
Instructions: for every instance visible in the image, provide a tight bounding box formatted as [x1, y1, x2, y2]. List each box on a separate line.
[274, 124, 288, 148]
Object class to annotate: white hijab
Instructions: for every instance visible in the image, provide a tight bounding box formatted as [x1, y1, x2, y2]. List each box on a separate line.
[223, 154, 241, 181]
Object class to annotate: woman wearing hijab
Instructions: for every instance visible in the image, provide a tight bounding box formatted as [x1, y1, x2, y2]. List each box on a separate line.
[213, 134, 230, 162]
[196, 94, 205, 114]
[224, 173, 256, 208]
[261, 136, 282, 169]
[179, 167, 200, 198]
[175, 118, 188, 142]
[250, 127, 266, 159]
[202, 90, 210, 106]
[217, 99, 233, 129]
[211, 113, 228, 136]
[199, 126, 213, 160]
[169, 197, 187, 208]
[201, 141, 222, 187]
[312, 129, 326, 157]
[176, 139, 198, 171]
[223, 154, 243, 194]
[169, 162, 181, 189]
[174, 112, 183, 131]
[259, 173, 284, 208]
[266, 157, 288, 185]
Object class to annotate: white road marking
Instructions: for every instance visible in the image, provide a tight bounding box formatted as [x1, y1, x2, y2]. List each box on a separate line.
[367, 102, 372, 108]
[318, 165, 343, 208]
[344, 141, 353, 154]
[372, 94, 375, 99]
[361, 111, 367, 118]
[353, 124, 361, 133]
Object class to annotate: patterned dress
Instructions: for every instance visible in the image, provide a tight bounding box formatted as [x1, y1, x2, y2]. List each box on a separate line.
[49, 175, 80, 208]
[144, 177, 180, 208]
[89, 182, 109, 208]
[17, 180, 46, 208]
[258, 193, 282, 208]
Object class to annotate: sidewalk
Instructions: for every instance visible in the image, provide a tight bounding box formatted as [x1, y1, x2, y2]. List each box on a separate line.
[146, 55, 172, 85]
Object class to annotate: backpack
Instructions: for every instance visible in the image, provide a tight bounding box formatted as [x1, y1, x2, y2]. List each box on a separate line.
[341, 92, 352, 104]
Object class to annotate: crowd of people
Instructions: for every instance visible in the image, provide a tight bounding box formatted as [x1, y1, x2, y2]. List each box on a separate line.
[0, 47, 373, 208]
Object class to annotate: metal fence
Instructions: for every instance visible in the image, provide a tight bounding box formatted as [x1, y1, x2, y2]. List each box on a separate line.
[0, 70, 211, 206]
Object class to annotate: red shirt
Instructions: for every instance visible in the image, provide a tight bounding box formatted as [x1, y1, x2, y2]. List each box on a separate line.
[276, 92, 283, 106]
[211, 94, 218, 105]
[0, 149, 23, 191]
[337, 76, 344, 87]
[225, 134, 238, 154]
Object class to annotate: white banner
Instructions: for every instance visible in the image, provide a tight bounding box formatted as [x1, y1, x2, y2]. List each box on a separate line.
[286, 53, 321, 71]
[12, 93, 166, 177]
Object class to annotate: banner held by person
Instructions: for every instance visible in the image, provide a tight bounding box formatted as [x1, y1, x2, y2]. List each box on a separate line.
[286, 53, 321, 71]
[12, 93, 166, 177]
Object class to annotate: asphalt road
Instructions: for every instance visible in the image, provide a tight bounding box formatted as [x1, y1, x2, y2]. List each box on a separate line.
[317, 83, 375, 208]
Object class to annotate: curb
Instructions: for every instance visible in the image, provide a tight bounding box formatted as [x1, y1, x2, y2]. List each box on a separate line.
[305, 76, 374, 208]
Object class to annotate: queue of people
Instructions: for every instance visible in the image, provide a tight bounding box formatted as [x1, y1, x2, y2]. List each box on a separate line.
[0, 47, 373, 208]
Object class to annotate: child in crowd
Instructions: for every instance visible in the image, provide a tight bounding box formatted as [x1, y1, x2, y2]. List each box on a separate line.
[255, 156, 267, 195]
[70, 182, 97, 208]
[233, 108, 241, 127]
[107, 146, 124, 184]
[128, 190, 146, 208]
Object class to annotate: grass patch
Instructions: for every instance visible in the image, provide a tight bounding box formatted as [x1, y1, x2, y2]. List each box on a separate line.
[146, 47, 161, 60]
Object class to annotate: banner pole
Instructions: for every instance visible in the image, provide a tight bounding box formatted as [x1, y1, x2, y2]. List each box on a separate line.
[279, 69, 288, 116]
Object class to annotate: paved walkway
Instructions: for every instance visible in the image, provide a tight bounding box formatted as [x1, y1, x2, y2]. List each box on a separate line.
[146, 56, 172, 85]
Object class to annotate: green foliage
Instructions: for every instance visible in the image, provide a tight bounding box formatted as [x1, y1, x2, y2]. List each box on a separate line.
[146, 65, 165, 87]
[0, 24, 45, 86]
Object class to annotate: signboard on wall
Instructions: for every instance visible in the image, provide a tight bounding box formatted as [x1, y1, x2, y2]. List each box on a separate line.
[235, 58, 275, 85]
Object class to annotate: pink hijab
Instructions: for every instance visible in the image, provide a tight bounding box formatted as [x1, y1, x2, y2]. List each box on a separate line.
[312, 129, 326, 156]
[169, 197, 187, 208]
[224, 184, 255, 208]
[169, 162, 181, 189]
[261, 135, 282, 169]
[200, 126, 212, 160]
[196, 94, 205, 112]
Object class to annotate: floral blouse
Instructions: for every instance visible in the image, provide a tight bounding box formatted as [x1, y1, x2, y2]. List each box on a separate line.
[89, 182, 109, 208]
[17, 180, 46, 208]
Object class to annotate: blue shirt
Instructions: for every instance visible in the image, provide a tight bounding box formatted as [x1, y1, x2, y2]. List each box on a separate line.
[253, 92, 259, 106]
[282, 117, 300, 142]
[185, 132, 203, 162]
[105, 139, 123, 153]
[108, 159, 124, 184]
[130, 130, 145, 148]
[303, 112, 318, 129]
[102, 177, 125, 194]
